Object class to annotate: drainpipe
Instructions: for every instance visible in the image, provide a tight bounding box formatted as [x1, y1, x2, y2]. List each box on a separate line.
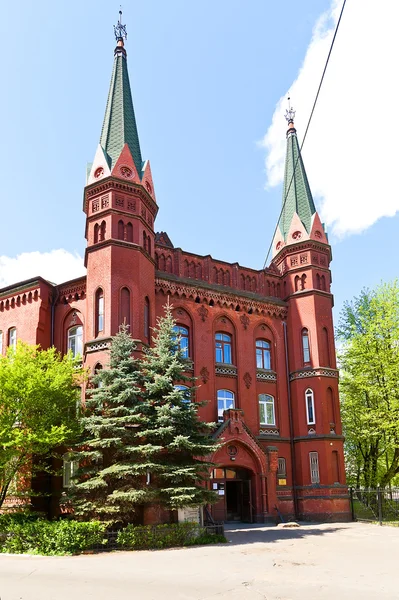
[50, 287, 59, 347]
[283, 320, 298, 520]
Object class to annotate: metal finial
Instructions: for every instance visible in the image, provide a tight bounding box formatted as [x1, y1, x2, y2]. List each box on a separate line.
[114, 7, 128, 42]
[285, 95, 295, 124]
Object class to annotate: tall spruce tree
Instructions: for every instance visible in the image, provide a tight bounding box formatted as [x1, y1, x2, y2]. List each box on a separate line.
[138, 303, 219, 509]
[70, 325, 155, 525]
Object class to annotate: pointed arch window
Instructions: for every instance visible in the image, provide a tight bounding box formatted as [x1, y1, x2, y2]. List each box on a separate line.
[259, 394, 275, 426]
[68, 326, 83, 357]
[118, 219, 124, 240]
[215, 333, 232, 364]
[173, 325, 189, 358]
[217, 389, 235, 422]
[120, 287, 131, 327]
[144, 297, 150, 339]
[126, 222, 133, 243]
[302, 328, 311, 364]
[96, 289, 104, 336]
[8, 327, 16, 350]
[94, 223, 99, 244]
[256, 339, 271, 370]
[99, 220, 106, 242]
[305, 388, 316, 425]
[322, 327, 331, 367]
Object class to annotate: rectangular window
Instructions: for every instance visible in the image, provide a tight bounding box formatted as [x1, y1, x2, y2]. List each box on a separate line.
[309, 452, 320, 484]
[278, 458, 286, 477]
[259, 394, 275, 426]
[8, 327, 16, 349]
[63, 457, 78, 488]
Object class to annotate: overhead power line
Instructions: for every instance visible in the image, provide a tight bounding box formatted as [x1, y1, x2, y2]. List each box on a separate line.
[263, 0, 347, 269]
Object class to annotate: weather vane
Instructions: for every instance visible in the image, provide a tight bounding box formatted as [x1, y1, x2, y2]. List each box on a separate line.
[114, 8, 127, 42]
[285, 95, 295, 124]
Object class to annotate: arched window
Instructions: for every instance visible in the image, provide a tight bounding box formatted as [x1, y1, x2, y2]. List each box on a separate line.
[321, 275, 326, 291]
[95, 289, 104, 336]
[217, 389, 234, 422]
[126, 222, 133, 243]
[316, 274, 321, 289]
[305, 388, 315, 425]
[68, 326, 83, 357]
[120, 287, 131, 327]
[166, 256, 173, 273]
[118, 219, 124, 240]
[99, 220, 106, 242]
[294, 275, 300, 292]
[256, 339, 271, 370]
[94, 363, 104, 388]
[8, 327, 16, 349]
[143, 231, 147, 251]
[259, 394, 275, 425]
[322, 327, 330, 367]
[327, 387, 335, 425]
[175, 385, 191, 403]
[144, 297, 150, 338]
[147, 237, 151, 256]
[301, 274, 307, 290]
[215, 333, 232, 364]
[302, 328, 310, 364]
[94, 223, 99, 244]
[173, 325, 189, 358]
[309, 451, 320, 484]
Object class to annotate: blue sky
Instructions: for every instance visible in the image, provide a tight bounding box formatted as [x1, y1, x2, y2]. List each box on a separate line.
[0, 0, 397, 324]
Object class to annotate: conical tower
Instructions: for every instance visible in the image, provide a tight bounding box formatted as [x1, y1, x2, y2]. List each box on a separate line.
[83, 11, 157, 367]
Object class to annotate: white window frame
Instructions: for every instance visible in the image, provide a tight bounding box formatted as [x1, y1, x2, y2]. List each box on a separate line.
[309, 451, 320, 484]
[62, 455, 79, 488]
[302, 328, 310, 364]
[305, 388, 316, 425]
[173, 325, 189, 359]
[217, 389, 235, 422]
[8, 327, 16, 349]
[68, 326, 83, 358]
[259, 394, 275, 426]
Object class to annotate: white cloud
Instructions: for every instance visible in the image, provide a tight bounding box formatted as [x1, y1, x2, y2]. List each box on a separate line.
[262, 0, 399, 238]
[0, 249, 86, 288]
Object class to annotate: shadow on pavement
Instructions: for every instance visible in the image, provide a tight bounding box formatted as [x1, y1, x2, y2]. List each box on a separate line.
[224, 523, 350, 545]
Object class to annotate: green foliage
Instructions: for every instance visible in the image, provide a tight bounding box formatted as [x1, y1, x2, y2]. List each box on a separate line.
[339, 281, 399, 488]
[0, 342, 84, 508]
[0, 517, 105, 555]
[138, 302, 220, 508]
[116, 522, 226, 549]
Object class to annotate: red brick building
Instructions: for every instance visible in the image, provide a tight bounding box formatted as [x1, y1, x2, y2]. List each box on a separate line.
[0, 29, 350, 522]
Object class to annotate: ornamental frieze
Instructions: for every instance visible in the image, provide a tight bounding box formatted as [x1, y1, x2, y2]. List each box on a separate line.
[0, 288, 40, 310]
[289, 367, 339, 381]
[155, 277, 287, 319]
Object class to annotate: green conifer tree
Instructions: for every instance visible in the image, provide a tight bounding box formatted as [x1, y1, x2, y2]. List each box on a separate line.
[139, 303, 219, 510]
[70, 325, 154, 525]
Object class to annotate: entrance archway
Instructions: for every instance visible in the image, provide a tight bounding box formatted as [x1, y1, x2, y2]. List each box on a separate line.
[211, 467, 254, 522]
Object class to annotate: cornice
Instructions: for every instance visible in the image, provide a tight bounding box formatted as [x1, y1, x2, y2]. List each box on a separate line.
[83, 177, 158, 218]
[155, 275, 288, 319]
[85, 240, 155, 268]
[273, 239, 332, 265]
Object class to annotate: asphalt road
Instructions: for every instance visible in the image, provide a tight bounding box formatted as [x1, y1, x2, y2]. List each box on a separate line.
[1, 522, 398, 600]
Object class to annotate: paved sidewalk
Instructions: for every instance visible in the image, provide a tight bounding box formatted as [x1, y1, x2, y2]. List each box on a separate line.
[1, 522, 398, 600]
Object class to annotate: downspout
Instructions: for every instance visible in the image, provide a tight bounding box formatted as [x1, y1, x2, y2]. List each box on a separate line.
[283, 320, 298, 520]
[50, 287, 59, 347]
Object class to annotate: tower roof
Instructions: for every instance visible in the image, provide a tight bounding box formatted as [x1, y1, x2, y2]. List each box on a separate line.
[278, 110, 316, 240]
[99, 31, 143, 176]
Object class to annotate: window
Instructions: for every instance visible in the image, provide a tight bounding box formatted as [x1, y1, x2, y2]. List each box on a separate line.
[215, 333, 232, 364]
[259, 394, 275, 425]
[256, 339, 271, 369]
[0, 331, 3, 355]
[305, 388, 315, 425]
[302, 328, 310, 364]
[175, 385, 191, 403]
[94, 223, 99, 244]
[118, 219, 124, 240]
[94, 363, 104, 388]
[322, 327, 331, 367]
[96, 289, 104, 335]
[126, 222, 133, 243]
[120, 287, 131, 327]
[63, 455, 78, 488]
[8, 327, 16, 349]
[68, 326, 83, 357]
[332, 451, 340, 483]
[144, 297, 150, 338]
[217, 389, 234, 422]
[173, 325, 189, 358]
[278, 458, 286, 477]
[309, 451, 320, 484]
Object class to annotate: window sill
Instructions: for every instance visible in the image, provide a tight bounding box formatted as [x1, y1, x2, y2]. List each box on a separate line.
[215, 363, 237, 377]
[256, 369, 277, 382]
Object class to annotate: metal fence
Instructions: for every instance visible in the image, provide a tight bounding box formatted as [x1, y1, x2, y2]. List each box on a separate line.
[350, 488, 399, 525]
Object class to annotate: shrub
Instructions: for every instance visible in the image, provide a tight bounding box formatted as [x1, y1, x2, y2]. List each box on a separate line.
[0, 519, 106, 555]
[116, 522, 226, 550]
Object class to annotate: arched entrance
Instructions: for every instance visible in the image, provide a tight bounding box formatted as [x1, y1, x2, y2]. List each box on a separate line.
[211, 466, 254, 522]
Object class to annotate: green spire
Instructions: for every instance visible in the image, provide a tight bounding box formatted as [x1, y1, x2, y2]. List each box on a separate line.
[278, 112, 316, 240]
[99, 40, 143, 175]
